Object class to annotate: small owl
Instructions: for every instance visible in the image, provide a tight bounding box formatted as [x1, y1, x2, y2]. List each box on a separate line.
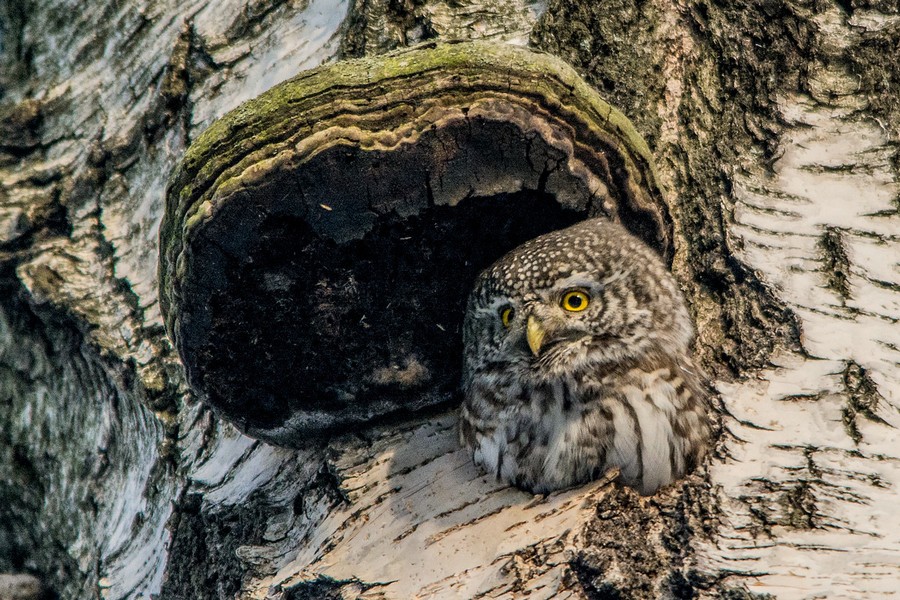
[460, 218, 711, 495]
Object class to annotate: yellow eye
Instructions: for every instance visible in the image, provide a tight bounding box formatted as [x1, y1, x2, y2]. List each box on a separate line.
[500, 307, 515, 328]
[561, 290, 590, 312]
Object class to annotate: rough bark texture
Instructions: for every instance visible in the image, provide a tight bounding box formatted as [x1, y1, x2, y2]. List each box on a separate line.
[158, 40, 672, 445]
[0, 1, 897, 599]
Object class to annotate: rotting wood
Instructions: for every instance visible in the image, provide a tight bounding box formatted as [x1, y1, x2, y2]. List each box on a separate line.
[159, 40, 672, 446]
[0, 1, 897, 599]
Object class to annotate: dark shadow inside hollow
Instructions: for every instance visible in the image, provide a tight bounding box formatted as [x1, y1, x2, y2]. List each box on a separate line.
[196, 191, 586, 436]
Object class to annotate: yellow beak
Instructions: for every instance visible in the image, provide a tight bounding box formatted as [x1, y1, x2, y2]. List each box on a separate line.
[526, 315, 546, 357]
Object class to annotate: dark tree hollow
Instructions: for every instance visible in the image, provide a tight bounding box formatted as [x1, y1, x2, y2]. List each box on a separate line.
[159, 41, 671, 444]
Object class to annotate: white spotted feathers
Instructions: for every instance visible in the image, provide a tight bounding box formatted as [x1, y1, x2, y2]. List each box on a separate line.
[460, 218, 711, 494]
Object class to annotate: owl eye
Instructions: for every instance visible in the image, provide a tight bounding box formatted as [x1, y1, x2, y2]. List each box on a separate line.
[561, 290, 590, 312]
[500, 307, 515, 328]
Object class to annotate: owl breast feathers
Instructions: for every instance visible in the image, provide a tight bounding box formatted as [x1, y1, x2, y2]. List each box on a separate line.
[460, 218, 711, 495]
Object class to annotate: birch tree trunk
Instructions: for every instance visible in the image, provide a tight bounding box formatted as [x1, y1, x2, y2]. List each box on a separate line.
[1, 1, 898, 599]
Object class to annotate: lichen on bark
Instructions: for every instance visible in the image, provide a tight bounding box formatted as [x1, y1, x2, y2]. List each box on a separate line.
[3, 0, 899, 598]
[160, 40, 674, 445]
[533, 0, 810, 375]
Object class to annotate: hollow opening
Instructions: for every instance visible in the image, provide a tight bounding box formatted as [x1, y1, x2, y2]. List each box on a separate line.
[191, 191, 587, 437]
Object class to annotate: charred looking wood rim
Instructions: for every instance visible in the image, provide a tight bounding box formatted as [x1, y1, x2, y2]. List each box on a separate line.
[158, 40, 673, 445]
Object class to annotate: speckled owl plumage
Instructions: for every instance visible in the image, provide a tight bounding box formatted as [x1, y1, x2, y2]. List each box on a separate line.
[460, 218, 711, 495]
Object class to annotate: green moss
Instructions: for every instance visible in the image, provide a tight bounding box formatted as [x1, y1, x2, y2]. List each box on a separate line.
[158, 40, 676, 441]
[160, 40, 666, 339]
[180, 41, 654, 177]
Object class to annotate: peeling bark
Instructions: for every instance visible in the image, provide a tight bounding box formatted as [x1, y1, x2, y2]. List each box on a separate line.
[0, 1, 898, 599]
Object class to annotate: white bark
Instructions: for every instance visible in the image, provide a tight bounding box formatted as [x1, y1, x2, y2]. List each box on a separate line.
[0, 1, 898, 599]
[699, 8, 900, 598]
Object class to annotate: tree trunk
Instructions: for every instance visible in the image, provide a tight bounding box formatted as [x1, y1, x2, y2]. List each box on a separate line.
[1, 1, 898, 599]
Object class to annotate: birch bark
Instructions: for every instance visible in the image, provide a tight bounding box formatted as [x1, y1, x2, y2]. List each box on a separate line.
[0, 1, 897, 599]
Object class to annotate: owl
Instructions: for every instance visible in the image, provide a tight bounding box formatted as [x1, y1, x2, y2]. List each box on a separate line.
[460, 218, 711, 495]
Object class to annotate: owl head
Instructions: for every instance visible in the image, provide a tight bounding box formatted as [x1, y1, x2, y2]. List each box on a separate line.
[463, 218, 694, 384]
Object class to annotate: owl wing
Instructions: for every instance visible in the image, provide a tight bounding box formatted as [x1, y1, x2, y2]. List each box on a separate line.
[666, 355, 714, 472]
[459, 377, 527, 483]
[581, 356, 712, 495]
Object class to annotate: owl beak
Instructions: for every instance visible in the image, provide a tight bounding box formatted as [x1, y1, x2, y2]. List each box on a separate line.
[526, 315, 546, 356]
